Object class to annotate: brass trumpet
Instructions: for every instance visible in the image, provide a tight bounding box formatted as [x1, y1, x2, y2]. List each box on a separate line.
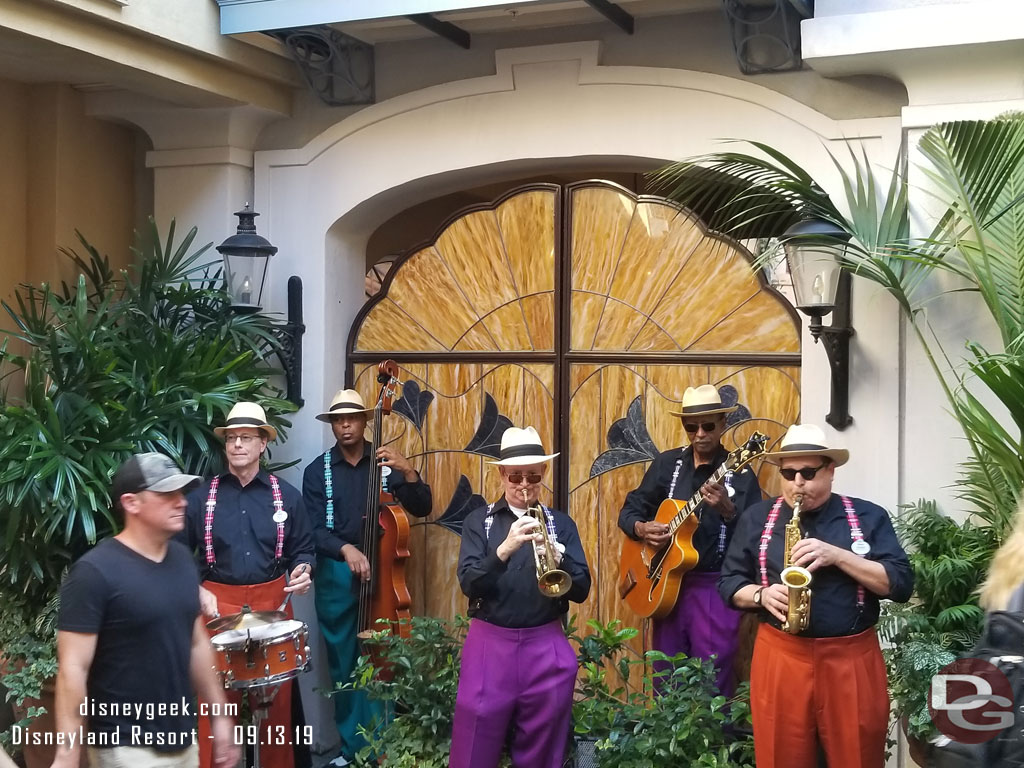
[522, 488, 572, 598]
[780, 494, 812, 634]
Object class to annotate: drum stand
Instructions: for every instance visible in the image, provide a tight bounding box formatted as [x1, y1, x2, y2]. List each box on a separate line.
[249, 683, 281, 768]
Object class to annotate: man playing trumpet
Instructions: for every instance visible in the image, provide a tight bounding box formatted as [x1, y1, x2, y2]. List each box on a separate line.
[718, 424, 913, 768]
[451, 426, 591, 768]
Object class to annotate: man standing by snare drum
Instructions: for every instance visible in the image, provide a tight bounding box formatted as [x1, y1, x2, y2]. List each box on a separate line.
[51, 453, 239, 768]
[181, 401, 315, 768]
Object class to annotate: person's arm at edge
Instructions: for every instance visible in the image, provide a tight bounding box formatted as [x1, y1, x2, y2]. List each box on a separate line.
[49, 630, 97, 768]
[189, 616, 240, 768]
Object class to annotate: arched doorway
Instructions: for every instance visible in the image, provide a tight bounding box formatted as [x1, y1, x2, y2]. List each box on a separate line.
[346, 180, 800, 650]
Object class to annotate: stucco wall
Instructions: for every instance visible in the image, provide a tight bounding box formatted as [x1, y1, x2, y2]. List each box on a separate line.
[257, 10, 908, 152]
[0, 80, 139, 299]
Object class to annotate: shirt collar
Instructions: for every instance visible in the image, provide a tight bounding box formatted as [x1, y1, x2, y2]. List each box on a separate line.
[330, 441, 373, 466]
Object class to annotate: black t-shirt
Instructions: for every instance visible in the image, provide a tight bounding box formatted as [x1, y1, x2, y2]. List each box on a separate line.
[58, 538, 201, 750]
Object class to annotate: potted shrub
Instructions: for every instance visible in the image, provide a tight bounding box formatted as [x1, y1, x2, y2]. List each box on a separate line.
[0, 221, 294, 761]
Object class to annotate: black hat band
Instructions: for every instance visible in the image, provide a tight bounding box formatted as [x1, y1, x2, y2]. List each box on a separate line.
[500, 443, 547, 460]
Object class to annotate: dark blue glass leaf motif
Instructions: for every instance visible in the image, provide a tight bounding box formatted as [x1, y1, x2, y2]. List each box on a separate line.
[719, 385, 752, 426]
[464, 393, 513, 458]
[433, 474, 487, 537]
[392, 379, 434, 432]
[589, 396, 660, 478]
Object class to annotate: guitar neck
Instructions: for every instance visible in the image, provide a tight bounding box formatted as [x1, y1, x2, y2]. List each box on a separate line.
[668, 462, 729, 534]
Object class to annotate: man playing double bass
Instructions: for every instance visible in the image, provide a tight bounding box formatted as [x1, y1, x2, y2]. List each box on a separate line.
[617, 385, 761, 695]
[182, 401, 315, 768]
[302, 388, 432, 767]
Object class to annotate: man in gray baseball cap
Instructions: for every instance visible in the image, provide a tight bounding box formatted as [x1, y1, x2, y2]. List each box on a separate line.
[50, 453, 239, 768]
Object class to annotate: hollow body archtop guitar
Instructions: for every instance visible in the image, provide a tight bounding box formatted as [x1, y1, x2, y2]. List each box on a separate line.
[617, 432, 768, 619]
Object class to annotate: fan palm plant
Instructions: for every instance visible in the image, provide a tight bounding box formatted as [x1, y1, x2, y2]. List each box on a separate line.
[0, 220, 295, 747]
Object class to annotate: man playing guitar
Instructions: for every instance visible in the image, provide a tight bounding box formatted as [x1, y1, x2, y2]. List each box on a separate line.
[617, 385, 761, 695]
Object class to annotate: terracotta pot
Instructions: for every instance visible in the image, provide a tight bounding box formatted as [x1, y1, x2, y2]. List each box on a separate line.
[901, 717, 934, 768]
[4, 668, 86, 768]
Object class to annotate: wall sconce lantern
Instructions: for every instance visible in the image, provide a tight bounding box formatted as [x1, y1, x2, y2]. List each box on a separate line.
[217, 205, 305, 406]
[782, 217, 854, 430]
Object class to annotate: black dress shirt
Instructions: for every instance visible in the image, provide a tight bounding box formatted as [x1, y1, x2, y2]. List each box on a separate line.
[618, 446, 762, 572]
[302, 443, 433, 560]
[458, 498, 591, 629]
[182, 470, 315, 585]
[718, 494, 914, 638]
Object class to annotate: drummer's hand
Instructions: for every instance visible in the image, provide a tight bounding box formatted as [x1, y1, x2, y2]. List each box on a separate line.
[211, 715, 240, 768]
[376, 446, 417, 482]
[284, 564, 312, 595]
[199, 586, 219, 619]
[341, 544, 371, 582]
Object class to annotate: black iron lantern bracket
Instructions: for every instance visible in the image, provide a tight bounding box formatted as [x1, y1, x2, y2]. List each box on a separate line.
[273, 275, 305, 407]
[808, 270, 854, 430]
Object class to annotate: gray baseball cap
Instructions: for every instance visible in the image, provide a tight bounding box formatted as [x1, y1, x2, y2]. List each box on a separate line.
[111, 453, 202, 500]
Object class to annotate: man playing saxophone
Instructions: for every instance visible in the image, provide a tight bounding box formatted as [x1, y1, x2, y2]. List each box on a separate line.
[718, 424, 913, 768]
[451, 426, 591, 768]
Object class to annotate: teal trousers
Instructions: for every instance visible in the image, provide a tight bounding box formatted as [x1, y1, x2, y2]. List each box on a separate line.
[315, 556, 383, 758]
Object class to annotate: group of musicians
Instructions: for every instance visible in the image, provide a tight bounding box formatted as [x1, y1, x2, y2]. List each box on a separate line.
[50, 382, 912, 768]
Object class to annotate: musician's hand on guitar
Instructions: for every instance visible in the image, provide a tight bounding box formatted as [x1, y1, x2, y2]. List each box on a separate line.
[377, 446, 417, 482]
[700, 480, 736, 519]
[790, 538, 843, 571]
[284, 563, 312, 594]
[496, 516, 543, 562]
[762, 583, 789, 623]
[199, 585, 219, 619]
[341, 544, 372, 582]
[634, 520, 671, 549]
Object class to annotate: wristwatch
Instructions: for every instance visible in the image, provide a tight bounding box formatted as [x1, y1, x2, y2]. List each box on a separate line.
[752, 587, 764, 607]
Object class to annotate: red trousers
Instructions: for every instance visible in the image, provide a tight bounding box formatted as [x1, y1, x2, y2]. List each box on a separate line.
[199, 577, 294, 768]
[750, 625, 889, 768]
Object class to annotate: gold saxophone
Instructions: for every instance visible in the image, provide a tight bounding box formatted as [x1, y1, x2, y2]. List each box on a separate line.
[522, 488, 572, 598]
[780, 494, 812, 634]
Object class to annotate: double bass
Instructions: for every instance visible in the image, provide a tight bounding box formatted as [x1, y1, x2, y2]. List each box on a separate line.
[356, 360, 413, 641]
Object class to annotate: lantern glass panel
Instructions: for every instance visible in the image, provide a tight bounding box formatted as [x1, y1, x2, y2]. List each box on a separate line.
[784, 242, 842, 317]
[222, 252, 269, 312]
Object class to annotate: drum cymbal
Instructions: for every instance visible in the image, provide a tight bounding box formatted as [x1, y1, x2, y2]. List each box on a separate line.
[206, 609, 288, 634]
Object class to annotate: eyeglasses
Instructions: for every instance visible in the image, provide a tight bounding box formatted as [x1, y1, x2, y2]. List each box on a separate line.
[506, 472, 543, 485]
[683, 421, 720, 434]
[779, 462, 829, 481]
[227, 434, 261, 445]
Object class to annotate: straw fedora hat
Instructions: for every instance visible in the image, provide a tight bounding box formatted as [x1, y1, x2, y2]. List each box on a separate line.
[213, 402, 277, 442]
[316, 389, 373, 423]
[487, 426, 560, 466]
[764, 423, 849, 467]
[668, 385, 738, 418]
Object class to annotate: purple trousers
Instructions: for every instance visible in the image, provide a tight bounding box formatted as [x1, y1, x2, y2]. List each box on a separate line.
[651, 571, 742, 696]
[450, 619, 577, 768]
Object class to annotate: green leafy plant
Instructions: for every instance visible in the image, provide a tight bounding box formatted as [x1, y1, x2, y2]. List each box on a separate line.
[348, 616, 754, 768]
[572, 619, 754, 768]
[0, 220, 294, 743]
[879, 499, 997, 739]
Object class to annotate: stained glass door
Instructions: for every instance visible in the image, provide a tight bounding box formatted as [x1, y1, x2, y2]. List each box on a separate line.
[347, 181, 800, 641]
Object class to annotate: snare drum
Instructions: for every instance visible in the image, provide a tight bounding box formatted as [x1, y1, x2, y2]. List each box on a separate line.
[211, 619, 311, 689]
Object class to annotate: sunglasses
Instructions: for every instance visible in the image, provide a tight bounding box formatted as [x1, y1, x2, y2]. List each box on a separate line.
[779, 462, 829, 481]
[683, 421, 720, 434]
[506, 472, 543, 485]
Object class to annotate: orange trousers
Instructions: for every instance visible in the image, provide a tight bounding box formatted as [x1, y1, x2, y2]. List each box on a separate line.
[750, 624, 889, 768]
[199, 577, 295, 768]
